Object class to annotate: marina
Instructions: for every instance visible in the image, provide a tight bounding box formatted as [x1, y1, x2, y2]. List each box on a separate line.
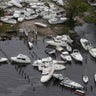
[0, 0, 96, 96]
[0, 24, 96, 96]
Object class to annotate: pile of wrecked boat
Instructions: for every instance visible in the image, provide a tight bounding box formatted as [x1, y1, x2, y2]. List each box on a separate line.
[1, 34, 96, 95]
[46, 35, 83, 62]
[32, 57, 66, 82]
[0, 0, 67, 24]
[80, 38, 96, 58]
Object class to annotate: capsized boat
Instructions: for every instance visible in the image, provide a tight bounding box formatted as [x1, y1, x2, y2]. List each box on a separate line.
[40, 67, 54, 83]
[80, 38, 92, 50]
[83, 75, 88, 84]
[0, 58, 8, 63]
[10, 54, 31, 64]
[61, 51, 72, 62]
[89, 48, 96, 58]
[71, 49, 83, 62]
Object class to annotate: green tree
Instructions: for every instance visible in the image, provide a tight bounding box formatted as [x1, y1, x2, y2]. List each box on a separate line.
[0, 8, 4, 17]
[63, 0, 92, 20]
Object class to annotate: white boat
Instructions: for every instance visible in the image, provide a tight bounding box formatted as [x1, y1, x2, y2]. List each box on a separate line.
[10, 54, 31, 64]
[25, 14, 38, 20]
[0, 58, 8, 63]
[0, 16, 17, 24]
[40, 67, 54, 83]
[1, 19, 17, 24]
[48, 17, 67, 24]
[89, 2, 96, 6]
[26, 8, 35, 15]
[33, 57, 66, 68]
[53, 0, 64, 6]
[7, 1, 14, 7]
[13, 10, 21, 18]
[42, 57, 52, 62]
[2, 16, 13, 20]
[18, 15, 25, 22]
[53, 36, 62, 42]
[11, 0, 22, 8]
[38, 63, 66, 71]
[52, 60, 66, 64]
[52, 64, 66, 70]
[19, 0, 23, 3]
[66, 44, 72, 52]
[34, 22, 47, 28]
[60, 77, 83, 89]
[45, 48, 56, 55]
[83, 75, 89, 83]
[94, 73, 96, 82]
[53, 35, 73, 44]
[71, 49, 83, 62]
[38, 58, 66, 71]
[62, 35, 73, 44]
[53, 73, 64, 81]
[89, 48, 96, 58]
[28, 41, 33, 49]
[32, 60, 42, 67]
[61, 51, 72, 62]
[80, 38, 92, 50]
[33, 57, 52, 67]
[46, 40, 62, 47]
[42, 13, 56, 20]
[53, 74, 83, 89]
[56, 46, 63, 51]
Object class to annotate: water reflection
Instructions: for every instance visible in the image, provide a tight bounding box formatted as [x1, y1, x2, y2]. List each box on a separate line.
[13, 64, 31, 84]
[0, 24, 96, 96]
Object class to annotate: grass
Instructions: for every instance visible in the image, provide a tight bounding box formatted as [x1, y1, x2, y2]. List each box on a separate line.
[0, 23, 19, 33]
[83, 15, 96, 23]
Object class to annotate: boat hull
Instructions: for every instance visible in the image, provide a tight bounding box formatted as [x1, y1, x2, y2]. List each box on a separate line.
[41, 68, 54, 83]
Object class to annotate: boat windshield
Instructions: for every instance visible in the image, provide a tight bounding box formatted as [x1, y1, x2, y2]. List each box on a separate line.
[17, 58, 26, 60]
[84, 42, 91, 46]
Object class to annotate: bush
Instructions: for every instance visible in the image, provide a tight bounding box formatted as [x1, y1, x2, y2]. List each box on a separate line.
[0, 8, 4, 17]
[0, 23, 19, 33]
[83, 15, 96, 23]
